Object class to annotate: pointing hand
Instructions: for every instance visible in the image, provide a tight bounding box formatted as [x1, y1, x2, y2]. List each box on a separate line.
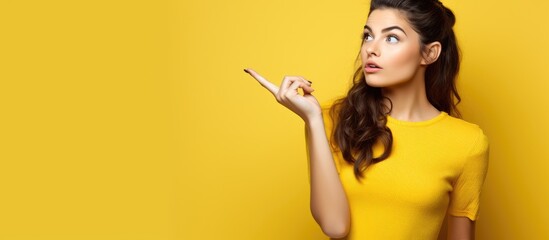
[244, 68, 321, 122]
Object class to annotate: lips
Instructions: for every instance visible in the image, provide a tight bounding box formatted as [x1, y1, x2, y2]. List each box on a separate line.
[364, 61, 382, 73]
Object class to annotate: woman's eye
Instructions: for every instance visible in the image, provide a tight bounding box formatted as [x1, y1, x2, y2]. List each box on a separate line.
[387, 35, 399, 43]
[362, 33, 373, 41]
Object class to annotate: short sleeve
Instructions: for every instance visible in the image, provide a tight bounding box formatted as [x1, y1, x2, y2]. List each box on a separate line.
[447, 128, 490, 221]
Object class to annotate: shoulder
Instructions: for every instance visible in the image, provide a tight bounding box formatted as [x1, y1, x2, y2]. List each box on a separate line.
[443, 115, 489, 157]
[444, 114, 488, 142]
[444, 114, 484, 135]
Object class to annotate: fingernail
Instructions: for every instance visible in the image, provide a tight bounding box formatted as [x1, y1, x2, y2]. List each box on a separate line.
[244, 69, 250, 74]
[307, 80, 312, 84]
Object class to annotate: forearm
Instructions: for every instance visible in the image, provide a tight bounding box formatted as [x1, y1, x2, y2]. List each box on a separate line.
[305, 116, 350, 238]
[447, 216, 475, 240]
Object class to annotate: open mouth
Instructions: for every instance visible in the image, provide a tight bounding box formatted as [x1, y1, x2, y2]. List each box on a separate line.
[364, 63, 382, 73]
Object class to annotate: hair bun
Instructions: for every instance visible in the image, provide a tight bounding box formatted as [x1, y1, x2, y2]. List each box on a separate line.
[443, 6, 456, 27]
[435, 1, 456, 27]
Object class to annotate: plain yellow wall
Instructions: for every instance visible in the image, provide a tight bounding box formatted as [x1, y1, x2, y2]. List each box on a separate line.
[1, 0, 548, 239]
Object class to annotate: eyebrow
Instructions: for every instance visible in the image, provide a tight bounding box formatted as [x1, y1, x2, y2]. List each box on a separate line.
[364, 25, 407, 36]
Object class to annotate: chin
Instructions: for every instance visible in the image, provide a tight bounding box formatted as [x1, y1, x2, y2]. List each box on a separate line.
[365, 75, 409, 88]
[365, 75, 390, 88]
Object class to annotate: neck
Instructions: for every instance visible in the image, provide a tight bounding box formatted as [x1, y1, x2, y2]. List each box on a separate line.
[381, 70, 440, 122]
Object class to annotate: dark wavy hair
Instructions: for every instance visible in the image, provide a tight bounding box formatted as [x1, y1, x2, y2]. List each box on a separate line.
[328, 0, 462, 180]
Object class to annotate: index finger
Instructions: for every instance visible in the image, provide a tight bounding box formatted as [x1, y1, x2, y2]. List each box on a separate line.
[244, 68, 279, 95]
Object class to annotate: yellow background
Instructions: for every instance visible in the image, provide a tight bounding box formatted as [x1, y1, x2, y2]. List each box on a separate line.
[1, 0, 547, 239]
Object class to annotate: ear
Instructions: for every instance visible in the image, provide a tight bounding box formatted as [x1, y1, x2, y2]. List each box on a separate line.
[420, 41, 442, 65]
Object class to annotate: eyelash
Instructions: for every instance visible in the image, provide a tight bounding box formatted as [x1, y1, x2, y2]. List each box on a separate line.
[362, 32, 371, 41]
[362, 33, 400, 42]
[387, 34, 399, 42]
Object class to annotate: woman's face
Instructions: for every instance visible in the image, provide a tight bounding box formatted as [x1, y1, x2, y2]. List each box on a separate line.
[361, 8, 425, 88]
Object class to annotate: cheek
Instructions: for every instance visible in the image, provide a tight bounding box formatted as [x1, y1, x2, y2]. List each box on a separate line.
[386, 45, 421, 69]
[381, 45, 422, 80]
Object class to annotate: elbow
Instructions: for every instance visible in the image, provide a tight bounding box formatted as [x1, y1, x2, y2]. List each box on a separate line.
[310, 201, 351, 238]
[320, 222, 350, 239]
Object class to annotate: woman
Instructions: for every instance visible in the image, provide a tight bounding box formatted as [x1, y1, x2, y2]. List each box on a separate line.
[244, 0, 489, 239]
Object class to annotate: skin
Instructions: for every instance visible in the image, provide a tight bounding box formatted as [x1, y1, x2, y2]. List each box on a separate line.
[243, 69, 349, 238]
[361, 8, 441, 121]
[244, 8, 475, 240]
[362, 9, 475, 239]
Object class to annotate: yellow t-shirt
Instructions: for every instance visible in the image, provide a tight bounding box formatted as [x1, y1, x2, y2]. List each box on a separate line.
[315, 108, 489, 239]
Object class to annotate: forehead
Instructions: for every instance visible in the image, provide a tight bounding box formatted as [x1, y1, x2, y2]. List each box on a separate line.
[365, 8, 411, 31]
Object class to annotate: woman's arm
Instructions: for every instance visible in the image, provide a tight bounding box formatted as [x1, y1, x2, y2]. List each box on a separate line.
[305, 116, 350, 238]
[447, 216, 475, 240]
[243, 68, 350, 238]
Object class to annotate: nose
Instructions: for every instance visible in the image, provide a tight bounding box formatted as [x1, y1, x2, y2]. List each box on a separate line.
[363, 41, 379, 57]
